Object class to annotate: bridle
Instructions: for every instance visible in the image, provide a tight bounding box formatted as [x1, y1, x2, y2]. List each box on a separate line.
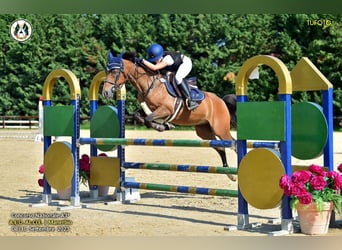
[104, 61, 126, 92]
[105, 60, 160, 100]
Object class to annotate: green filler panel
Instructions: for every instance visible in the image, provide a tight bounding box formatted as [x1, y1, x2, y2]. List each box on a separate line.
[237, 101, 286, 141]
[292, 102, 328, 160]
[90, 105, 120, 151]
[43, 106, 74, 136]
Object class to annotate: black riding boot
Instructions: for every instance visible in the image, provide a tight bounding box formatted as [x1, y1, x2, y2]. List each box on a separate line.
[178, 80, 199, 111]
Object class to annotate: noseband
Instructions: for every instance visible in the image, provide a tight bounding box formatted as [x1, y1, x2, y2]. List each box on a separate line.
[105, 62, 126, 91]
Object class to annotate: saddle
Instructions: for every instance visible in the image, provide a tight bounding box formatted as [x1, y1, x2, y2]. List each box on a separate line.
[161, 74, 205, 102]
[135, 59, 204, 102]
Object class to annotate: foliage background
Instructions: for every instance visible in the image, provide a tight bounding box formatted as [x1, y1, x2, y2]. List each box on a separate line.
[0, 14, 341, 124]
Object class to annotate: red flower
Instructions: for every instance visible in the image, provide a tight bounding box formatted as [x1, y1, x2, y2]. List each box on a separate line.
[81, 154, 90, 162]
[38, 164, 45, 188]
[310, 175, 326, 191]
[38, 164, 44, 174]
[327, 171, 342, 189]
[335, 175, 342, 189]
[279, 174, 291, 189]
[297, 192, 312, 204]
[279, 175, 292, 196]
[38, 178, 44, 187]
[291, 183, 307, 196]
[292, 170, 311, 184]
[80, 159, 90, 172]
[338, 163, 342, 173]
[80, 154, 91, 172]
[282, 185, 292, 196]
[308, 164, 327, 176]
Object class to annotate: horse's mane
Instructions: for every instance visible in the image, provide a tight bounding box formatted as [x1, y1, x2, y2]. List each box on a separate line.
[122, 51, 157, 75]
[122, 52, 137, 62]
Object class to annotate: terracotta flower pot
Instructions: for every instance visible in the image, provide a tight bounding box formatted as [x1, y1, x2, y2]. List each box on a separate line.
[98, 186, 109, 197]
[57, 186, 72, 200]
[88, 180, 109, 197]
[297, 202, 333, 235]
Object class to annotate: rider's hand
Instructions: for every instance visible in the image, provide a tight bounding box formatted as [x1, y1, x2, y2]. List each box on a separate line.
[135, 58, 143, 64]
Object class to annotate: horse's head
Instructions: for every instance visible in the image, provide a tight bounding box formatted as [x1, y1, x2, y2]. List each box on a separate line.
[102, 51, 126, 99]
[103, 51, 157, 99]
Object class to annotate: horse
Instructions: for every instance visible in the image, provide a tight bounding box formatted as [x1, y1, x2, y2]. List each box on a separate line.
[102, 51, 237, 181]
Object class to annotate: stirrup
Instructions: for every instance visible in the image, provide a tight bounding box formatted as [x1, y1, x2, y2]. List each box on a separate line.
[186, 99, 199, 111]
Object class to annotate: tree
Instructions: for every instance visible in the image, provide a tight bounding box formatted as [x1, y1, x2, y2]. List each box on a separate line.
[0, 14, 340, 122]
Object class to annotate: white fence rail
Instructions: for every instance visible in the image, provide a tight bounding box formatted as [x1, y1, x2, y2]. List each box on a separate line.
[1, 116, 39, 129]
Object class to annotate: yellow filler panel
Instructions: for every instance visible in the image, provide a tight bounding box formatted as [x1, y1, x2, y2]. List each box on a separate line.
[90, 157, 120, 187]
[238, 148, 285, 209]
[44, 142, 74, 191]
[291, 57, 333, 91]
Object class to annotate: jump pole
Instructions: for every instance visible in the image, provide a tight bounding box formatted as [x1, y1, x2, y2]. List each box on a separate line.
[79, 137, 235, 148]
[123, 181, 238, 197]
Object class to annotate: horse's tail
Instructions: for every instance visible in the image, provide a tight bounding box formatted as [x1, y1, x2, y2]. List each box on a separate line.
[222, 94, 237, 129]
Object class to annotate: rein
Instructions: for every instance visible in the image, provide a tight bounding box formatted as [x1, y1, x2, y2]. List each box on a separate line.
[124, 61, 161, 101]
[105, 57, 162, 101]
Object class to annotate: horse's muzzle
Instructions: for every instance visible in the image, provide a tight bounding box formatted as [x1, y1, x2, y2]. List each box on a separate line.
[102, 85, 116, 99]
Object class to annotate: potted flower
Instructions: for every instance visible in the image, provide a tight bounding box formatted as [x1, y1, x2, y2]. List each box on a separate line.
[37, 163, 71, 199]
[79, 153, 109, 197]
[37, 164, 45, 187]
[279, 164, 342, 235]
[79, 154, 91, 186]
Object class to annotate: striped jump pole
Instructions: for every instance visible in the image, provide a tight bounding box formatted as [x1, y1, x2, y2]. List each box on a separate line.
[123, 181, 238, 197]
[79, 137, 278, 150]
[247, 141, 279, 149]
[123, 162, 238, 175]
[79, 137, 236, 148]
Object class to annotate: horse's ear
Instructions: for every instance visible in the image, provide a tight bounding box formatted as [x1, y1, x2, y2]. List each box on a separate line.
[108, 50, 115, 61]
[107, 50, 124, 71]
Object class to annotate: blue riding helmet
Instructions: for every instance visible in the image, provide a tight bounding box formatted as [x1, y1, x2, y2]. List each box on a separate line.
[147, 43, 164, 63]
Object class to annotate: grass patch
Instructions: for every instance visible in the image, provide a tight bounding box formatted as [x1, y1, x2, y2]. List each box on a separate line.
[80, 122, 91, 130]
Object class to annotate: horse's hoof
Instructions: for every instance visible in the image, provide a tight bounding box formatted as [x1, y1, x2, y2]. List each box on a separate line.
[133, 112, 144, 124]
[152, 123, 166, 132]
[227, 174, 237, 182]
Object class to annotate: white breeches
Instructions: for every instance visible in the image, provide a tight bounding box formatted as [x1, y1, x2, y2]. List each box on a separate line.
[175, 56, 192, 85]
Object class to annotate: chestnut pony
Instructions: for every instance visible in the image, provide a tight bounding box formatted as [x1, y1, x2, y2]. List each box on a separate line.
[102, 52, 237, 180]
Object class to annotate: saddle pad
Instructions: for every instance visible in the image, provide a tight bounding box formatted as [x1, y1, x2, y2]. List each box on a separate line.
[164, 81, 205, 101]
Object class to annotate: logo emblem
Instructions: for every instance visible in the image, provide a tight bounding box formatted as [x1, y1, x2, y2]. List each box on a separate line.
[9, 19, 33, 42]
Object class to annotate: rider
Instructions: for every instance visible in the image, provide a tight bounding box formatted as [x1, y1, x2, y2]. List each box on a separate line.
[140, 43, 198, 111]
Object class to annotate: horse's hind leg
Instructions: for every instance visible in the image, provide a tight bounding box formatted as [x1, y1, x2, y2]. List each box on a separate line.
[195, 124, 236, 181]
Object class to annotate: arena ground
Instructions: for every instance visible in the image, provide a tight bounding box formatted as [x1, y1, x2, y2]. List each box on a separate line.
[0, 129, 341, 237]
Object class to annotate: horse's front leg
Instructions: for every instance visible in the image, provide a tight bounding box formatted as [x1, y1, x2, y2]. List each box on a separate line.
[134, 106, 172, 132]
[144, 106, 174, 132]
[144, 113, 167, 132]
[133, 109, 167, 131]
